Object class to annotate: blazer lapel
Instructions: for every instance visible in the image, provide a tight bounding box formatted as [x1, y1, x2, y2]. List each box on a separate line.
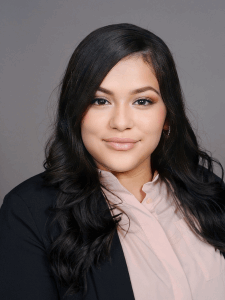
[87, 193, 135, 300]
[89, 229, 135, 300]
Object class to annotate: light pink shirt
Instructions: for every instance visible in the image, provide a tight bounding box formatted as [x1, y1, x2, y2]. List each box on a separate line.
[98, 168, 225, 300]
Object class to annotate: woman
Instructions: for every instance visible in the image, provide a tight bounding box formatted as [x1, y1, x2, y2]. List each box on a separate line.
[0, 23, 225, 300]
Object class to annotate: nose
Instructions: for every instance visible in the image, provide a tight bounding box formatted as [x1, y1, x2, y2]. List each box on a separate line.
[109, 104, 134, 131]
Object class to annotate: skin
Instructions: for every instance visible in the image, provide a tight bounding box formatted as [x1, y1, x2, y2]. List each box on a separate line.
[81, 54, 169, 203]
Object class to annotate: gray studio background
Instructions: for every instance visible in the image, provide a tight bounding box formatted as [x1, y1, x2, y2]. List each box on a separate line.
[1, 0, 225, 205]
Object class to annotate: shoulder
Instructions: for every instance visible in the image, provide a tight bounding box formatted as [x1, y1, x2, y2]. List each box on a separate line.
[1, 172, 59, 247]
[3, 171, 58, 210]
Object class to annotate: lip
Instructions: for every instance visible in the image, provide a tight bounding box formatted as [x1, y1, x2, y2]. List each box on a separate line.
[105, 141, 138, 151]
[104, 137, 138, 143]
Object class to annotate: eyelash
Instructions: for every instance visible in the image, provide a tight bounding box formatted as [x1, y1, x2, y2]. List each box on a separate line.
[91, 97, 154, 106]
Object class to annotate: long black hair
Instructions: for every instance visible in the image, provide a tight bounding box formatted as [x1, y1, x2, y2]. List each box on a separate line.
[42, 23, 225, 297]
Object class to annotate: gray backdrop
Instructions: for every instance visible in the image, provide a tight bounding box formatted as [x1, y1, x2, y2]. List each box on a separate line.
[1, 0, 225, 205]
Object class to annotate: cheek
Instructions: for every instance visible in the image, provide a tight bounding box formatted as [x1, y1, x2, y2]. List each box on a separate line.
[81, 111, 95, 130]
[142, 107, 167, 131]
[160, 108, 167, 122]
[155, 106, 167, 126]
[81, 113, 91, 138]
[82, 112, 89, 124]
[81, 111, 101, 136]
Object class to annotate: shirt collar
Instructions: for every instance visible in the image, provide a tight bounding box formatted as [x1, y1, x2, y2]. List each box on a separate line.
[97, 168, 160, 197]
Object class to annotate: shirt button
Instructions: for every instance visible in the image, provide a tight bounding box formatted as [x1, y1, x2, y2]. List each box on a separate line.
[146, 198, 152, 204]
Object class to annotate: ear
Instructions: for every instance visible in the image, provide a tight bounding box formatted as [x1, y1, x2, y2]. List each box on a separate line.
[163, 117, 170, 131]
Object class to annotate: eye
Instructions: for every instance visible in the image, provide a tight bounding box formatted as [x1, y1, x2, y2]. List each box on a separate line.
[134, 98, 154, 105]
[91, 98, 109, 105]
[91, 98, 154, 106]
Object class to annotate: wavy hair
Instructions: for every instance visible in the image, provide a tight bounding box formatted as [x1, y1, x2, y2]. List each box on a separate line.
[42, 23, 225, 297]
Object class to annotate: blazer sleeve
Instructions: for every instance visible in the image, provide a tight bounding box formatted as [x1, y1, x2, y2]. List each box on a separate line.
[0, 191, 59, 300]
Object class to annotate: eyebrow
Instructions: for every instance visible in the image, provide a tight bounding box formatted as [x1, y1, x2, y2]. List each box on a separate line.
[96, 86, 160, 96]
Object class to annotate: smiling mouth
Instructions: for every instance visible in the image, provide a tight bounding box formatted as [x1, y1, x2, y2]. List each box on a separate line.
[104, 141, 138, 151]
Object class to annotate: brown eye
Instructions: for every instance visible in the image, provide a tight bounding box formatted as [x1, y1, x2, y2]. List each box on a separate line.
[91, 98, 109, 105]
[134, 98, 153, 105]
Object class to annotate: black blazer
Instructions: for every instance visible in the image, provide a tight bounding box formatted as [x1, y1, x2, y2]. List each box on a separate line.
[0, 172, 135, 300]
[0, 171, 224, 300]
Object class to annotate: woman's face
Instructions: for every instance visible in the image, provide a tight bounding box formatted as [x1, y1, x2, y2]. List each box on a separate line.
[81, 55, 168, 175]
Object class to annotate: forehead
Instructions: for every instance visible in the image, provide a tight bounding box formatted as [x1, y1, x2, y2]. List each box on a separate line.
[99, 55, 159, 90]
